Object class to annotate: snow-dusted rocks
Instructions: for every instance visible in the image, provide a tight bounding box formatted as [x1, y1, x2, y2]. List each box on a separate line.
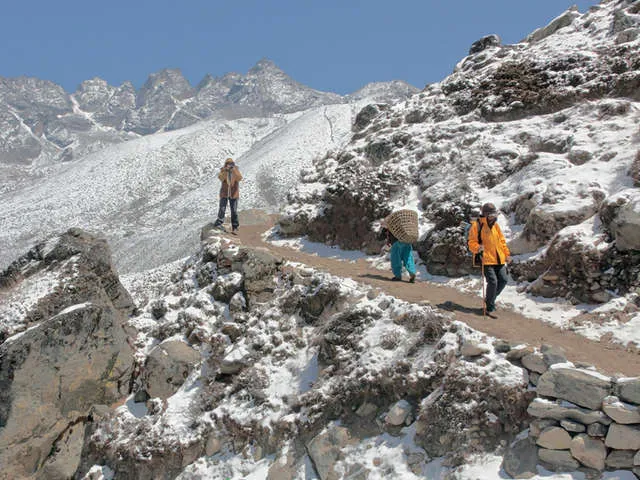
[601, 188, 640, 251]
[0, 229, 134, 479]
[536, 366, 612, 410]
[281, 0, 640, 305]
[306, 425, 355, 480]
[526, 6, 580, 44]
[602, 395, 640, 424]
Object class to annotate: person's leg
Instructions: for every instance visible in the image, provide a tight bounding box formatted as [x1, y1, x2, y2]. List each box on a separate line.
[401, 243, 416, 282]
[214, 197, 228, 227]
[390, 242, 402, 279]
[495, 264, 508, 299]
[484, 265, 499, 311]
[230, 198, 239, 230]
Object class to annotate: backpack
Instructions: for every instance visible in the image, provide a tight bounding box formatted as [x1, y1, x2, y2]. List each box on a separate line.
[466, 220, 483, 267]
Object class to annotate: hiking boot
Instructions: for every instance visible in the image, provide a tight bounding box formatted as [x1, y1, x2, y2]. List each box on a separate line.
[214, 224, 226, 232]
[231, 227, 238, 235]
[409, 274, 416, 283]
[391, 276, 402, 281]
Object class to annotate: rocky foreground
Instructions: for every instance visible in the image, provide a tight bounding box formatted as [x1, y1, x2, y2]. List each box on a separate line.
[0, 226, 638, 479]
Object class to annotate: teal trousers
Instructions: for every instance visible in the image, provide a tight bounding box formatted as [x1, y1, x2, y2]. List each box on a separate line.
[390, 241, 416, 278]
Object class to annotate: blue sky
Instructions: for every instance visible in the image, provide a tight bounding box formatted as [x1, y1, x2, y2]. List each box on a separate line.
[1, 0, 599, 95]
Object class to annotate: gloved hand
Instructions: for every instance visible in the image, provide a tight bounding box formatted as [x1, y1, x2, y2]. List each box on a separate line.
[477, 245, 484, 253]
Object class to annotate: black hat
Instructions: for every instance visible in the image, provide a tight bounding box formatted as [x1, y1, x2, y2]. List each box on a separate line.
[481, 203, 498, 216]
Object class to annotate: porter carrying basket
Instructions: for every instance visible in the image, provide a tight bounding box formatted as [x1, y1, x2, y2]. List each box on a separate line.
[384, 209, 419, 244]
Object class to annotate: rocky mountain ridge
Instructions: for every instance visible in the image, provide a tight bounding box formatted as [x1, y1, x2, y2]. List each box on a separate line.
[0, 58, 417, 171]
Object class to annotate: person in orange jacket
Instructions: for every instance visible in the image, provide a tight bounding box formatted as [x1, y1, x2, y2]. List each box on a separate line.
[213, 158, 243, 233]
[467, 203, 511, 313]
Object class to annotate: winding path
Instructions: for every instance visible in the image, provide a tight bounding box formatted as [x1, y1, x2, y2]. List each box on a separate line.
[232, 213, 640, 377]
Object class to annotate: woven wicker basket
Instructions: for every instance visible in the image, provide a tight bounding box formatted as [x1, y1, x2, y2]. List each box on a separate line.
[384, 209, 419, 244]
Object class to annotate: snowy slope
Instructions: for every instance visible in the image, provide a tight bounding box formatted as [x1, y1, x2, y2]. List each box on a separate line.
[0, 101, 369, 273]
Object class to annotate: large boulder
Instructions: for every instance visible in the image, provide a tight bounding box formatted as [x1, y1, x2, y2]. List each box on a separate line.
[0, 304, 133, 478]
[0, 229, 134, 478]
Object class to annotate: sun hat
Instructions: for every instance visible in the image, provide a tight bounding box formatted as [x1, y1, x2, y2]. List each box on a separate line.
[225, 157, 234, 164]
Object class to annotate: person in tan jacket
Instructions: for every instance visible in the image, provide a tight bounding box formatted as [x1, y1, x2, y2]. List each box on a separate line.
[468, 202, 511, 313]
[213, 158, 243, 233]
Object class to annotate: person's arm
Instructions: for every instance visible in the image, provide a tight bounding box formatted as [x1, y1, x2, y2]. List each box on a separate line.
[217, 168, 227, 182]
[232, 167, 243, 182]
[468, 221, 482, 253]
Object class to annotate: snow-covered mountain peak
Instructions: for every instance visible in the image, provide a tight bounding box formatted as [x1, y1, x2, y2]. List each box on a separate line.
[138, 68, 195, 103]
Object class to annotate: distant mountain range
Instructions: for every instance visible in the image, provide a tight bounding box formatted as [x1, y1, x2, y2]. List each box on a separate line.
[0, 59, 417, 170]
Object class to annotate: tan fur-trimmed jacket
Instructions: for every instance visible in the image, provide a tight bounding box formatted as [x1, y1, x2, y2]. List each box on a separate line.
[217, 166, 243, 199]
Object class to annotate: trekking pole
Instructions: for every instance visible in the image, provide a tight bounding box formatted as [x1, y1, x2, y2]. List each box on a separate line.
[481, 253, 486, 319]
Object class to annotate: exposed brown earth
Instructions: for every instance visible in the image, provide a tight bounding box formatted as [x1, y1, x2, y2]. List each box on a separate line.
[230, 211, 640, 377]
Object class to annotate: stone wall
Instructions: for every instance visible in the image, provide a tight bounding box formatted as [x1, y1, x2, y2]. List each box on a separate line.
[502, 345, 640, 478]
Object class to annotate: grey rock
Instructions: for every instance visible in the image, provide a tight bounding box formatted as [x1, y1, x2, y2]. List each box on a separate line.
[602, 395, 640, 424]
[600, 189, 640, 252]
[522, 352, 548, 374]
[210, 271, 244, 303]
[38, 421, 88, 480]
[560, 419, 586, 433]
[144, 339, 201, 400]
[530, 418, 558, 438]
[536, 426, 572, 450]
[469, 34, 501, 55]
[536, 367, 612, 410]
[502, 437, 538, 479]
[385, 400, 412, 426]
[616, 377, 640, 404]
[538, 448, 580, 472]
[506, 346, 535, 361]
[605, 423, 640, 450]
[540, 344, 567, 368]
[528, 398, 612, 425]
[307, 425, 354, 480]
[570, 434, 606, 471]
[587, 422, 609, 437]
[529, 371, 541, 386]
[461, 340, 491, 357]
[527, 8, 580, 43]
[0, 303, 133, 478]
[605, 450, 636, 469]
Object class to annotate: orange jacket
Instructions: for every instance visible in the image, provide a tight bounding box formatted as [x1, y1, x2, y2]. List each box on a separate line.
[468, 217, 510, 265]
[218, 166, 243, 199]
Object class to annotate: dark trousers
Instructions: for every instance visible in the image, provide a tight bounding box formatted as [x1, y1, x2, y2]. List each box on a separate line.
[483, 264, 508, 310]
[214, 197, 238, 229]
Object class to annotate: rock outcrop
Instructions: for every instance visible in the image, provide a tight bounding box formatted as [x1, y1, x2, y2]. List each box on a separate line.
[0, 228, 134, 479]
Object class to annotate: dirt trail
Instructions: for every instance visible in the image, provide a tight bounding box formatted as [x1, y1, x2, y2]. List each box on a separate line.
[232, 214, 639, 377]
